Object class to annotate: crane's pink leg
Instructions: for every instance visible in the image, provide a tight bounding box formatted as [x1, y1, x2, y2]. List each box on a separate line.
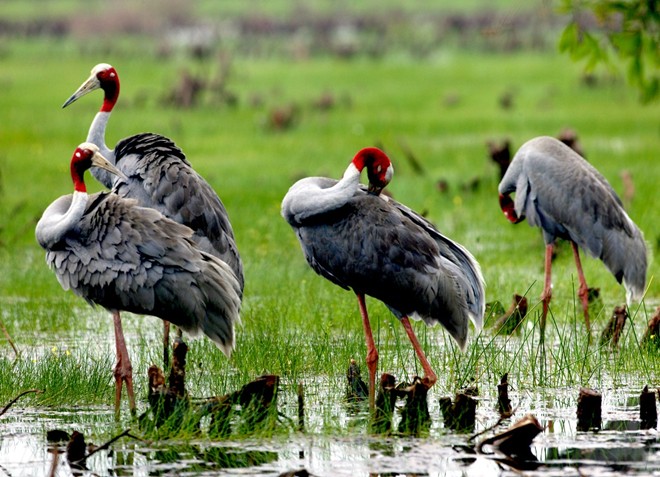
[163, 321, 171, 369]
[356, 293, 378, 411]
[400, 316, 437, 389]
[571, 241, 591, 333]
[112, 311, 136, 418]
[540, 244, 554, 342]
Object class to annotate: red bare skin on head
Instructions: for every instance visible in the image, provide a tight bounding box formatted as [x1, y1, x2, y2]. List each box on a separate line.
[70, 148, 94, 193]
[97, 66, 120, 112]
[499, 193, 523, 224]
[352, 147, 393, 195]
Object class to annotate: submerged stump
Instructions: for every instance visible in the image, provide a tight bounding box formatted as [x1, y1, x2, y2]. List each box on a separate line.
[600, 305, 628, 348]
[346, 359, 368, 402]
[641, 306, 660, 348]
[440, 391, 477, 432]
[577, 387, 602, 431]
[497, 373, 513, 418]
[397, 377, 431, 435]
[640, 385, 657, 430]
[145, 341, 280, 437]
[494, 295, 527, 335]
[372, 373, 397, 434]
[477, 414, 543, 463]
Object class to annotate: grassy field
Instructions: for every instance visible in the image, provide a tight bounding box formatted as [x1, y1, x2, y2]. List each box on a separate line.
[0, 18, 659, 423]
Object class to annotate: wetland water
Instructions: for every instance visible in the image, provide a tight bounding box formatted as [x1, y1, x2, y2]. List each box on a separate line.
[2, 384, 660, 476]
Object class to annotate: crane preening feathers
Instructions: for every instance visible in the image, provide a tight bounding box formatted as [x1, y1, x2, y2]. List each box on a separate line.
[282, 147, 485, 410]
[36, 144, 242, 415]
[63, 63, 243, 369]
[498, 136, 648, 337]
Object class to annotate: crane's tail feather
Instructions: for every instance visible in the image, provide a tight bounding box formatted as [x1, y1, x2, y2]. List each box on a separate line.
[598, 219, 648, 305]
[165, 254, 242, 358]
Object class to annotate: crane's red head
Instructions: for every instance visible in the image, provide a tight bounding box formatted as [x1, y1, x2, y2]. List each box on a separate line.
[62, 63, 119, 112]
[498, 192, 523, 224]
[352, 147, 393, 195]
[70, 142, 125, 193]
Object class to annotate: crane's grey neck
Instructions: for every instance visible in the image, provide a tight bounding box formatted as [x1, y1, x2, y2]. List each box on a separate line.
[282, 163, 361, 224]
[36, 191, 88, 250]
[88, 111, 116, 189]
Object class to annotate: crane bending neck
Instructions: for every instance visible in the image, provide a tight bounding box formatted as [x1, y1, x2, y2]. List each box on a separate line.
[284, 163, 361, 223]
[36, 191, 88, 250]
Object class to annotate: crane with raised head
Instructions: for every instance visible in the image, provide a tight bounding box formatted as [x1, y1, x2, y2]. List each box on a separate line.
[281, 147, 485, 411]
[63, 63, 243, 363]
[498, 136, 647, 338]
[36, 143, 242, 416]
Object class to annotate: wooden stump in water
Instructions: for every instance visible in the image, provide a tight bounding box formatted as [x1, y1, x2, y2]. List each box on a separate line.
[207, 374, 280, 438]
[600, 305, 628, 348]
[640, 385, 657, 429]
[145, 340, 280, 437]
[494, 294, 527, 334]
[440, 391, 477, 432]
[477, 414, 542, 462]
[346, 359, 368, 402]
[577, 387, 602, 431]
[397, 377, 431, 435]
[372, 373, 397, 434]
[497, 373, 513, 418]
[641, 306, 660, 348]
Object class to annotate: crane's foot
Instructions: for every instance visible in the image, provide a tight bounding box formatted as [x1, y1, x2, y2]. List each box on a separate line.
[113, 360, 136, 419]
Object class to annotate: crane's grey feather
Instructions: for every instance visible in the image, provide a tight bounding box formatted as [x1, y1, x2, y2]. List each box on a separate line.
[283, 178, 485, 350]
[499, 136, 647, 301]
[40, 191, 242, 356]
[100, 132, 244, 295]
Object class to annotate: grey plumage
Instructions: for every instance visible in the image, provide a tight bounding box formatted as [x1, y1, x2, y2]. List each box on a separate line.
[109, 133, 244, 293]
[498, 135, 647, 303]
[62, 63, 243, 294]
[282, 177, 484, 349]
[37, 190, 242, 356]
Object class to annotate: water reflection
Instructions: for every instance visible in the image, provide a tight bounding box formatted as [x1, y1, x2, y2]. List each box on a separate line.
[2, 391, 660, 475]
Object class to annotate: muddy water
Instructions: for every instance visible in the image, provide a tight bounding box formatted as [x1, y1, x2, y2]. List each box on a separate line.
[2, 384, 660, 476]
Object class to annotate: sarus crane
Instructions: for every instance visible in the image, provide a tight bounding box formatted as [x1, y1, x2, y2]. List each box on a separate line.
[36, 143, 242, 415]
[498, 136, 647, 337]
[281, 147, 485, 410]
[62, 63, 243, 364]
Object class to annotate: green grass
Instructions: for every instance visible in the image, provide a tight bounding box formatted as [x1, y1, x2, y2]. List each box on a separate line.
[0, 31, 659, 430]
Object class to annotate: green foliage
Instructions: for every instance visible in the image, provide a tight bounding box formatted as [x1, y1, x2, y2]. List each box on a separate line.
[558, 0, 659, 103]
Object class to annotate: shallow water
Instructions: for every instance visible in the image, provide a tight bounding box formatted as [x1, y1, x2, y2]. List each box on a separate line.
[2, 384, 660, 476]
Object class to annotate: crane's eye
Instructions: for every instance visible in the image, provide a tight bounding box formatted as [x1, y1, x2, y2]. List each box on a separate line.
[376, 165, 382, 173]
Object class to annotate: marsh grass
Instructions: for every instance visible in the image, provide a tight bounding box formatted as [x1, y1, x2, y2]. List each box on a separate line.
[0, 24, 659, 440]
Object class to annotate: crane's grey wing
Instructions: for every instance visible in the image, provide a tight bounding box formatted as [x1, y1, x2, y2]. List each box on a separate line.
[45, 192, 242, 356]
[389, 197, 486, 330]
[293, 191, 480, 349]
[112, 133, 244, 293]
[509, 137, 647, 300]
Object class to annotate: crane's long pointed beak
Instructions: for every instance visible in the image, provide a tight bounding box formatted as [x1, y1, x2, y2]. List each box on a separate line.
[91, 152, 128, 181]
[62, 74, 100, 108]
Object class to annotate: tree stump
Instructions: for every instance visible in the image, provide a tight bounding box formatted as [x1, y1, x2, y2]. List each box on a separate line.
[372, 373, 397, 434]
[440, 391, 477, 432]
[641, 306, 660, 348]
[497, 373, 513, 417]
[494, 295, 528, 334]
[577, 387, 602, 431]
[640, 385, 657, 429]
[397, 377, 431, 435]
[477, 414, 542, 462]
[600, 305, 628, 348]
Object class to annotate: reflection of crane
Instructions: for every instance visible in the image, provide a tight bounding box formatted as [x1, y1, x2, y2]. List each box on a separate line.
[63, 64, 243, 362]
[498, 136, 647, 337]
[282, 147, 485, 410]
[36, 143, 242, 415]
